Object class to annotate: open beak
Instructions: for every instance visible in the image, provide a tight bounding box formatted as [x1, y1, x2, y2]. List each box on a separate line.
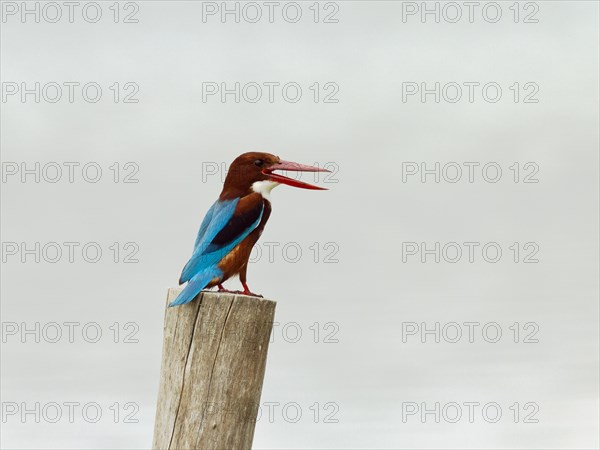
[262, 160, 331, 190]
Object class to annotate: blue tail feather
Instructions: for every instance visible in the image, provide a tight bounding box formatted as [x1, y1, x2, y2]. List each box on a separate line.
[169, 266, 223, 307]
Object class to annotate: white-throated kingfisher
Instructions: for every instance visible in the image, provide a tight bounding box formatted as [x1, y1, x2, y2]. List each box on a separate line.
[169, 152, 329, 307]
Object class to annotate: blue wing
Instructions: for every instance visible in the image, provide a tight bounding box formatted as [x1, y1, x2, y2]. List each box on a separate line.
[178, 197, 264, 285]
[170, 196, 264, 307]
[192, 199, 237, 253]
[192, 200, 219, 250]
[179, 198, 238, 284]
[169, 266, 224, 307]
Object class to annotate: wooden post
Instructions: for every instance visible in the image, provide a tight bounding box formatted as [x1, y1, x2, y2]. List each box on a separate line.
[153, 288, 276, 450]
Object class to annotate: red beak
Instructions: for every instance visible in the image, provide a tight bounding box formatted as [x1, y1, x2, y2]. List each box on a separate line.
[263, 160, 331, 190]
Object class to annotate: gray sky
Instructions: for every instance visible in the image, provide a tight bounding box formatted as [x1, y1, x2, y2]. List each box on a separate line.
[1, 1, 598, 448]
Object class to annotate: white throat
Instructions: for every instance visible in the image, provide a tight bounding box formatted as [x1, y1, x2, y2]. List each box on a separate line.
[252, 181, 280, 200]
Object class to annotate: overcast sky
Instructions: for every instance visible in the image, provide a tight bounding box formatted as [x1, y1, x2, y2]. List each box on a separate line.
[1, 1, 599, 448]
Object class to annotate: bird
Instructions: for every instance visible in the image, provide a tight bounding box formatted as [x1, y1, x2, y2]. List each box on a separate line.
[169, 152, 330, 307]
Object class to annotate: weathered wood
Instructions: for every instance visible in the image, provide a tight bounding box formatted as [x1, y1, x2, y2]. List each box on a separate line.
[153, 288, 276, 450]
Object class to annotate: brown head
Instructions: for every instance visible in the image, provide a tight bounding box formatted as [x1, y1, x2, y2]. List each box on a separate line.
[220, 152, 330, 200]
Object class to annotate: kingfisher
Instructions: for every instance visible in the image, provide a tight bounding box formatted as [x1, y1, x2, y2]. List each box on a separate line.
[169, 152, 329, 307]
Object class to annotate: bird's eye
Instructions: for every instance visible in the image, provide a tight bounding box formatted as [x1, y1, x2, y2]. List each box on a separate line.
[254, 159, 264, 167]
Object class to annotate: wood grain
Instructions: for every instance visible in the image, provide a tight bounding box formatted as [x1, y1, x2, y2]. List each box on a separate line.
[153, 288, 276, 450]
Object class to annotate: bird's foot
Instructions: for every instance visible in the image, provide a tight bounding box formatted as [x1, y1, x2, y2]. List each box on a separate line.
[240, 282, 263, 298]
[217, 284, 238, 294]
[240, 290, 263, 298]
[217, 284, 263, 297]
